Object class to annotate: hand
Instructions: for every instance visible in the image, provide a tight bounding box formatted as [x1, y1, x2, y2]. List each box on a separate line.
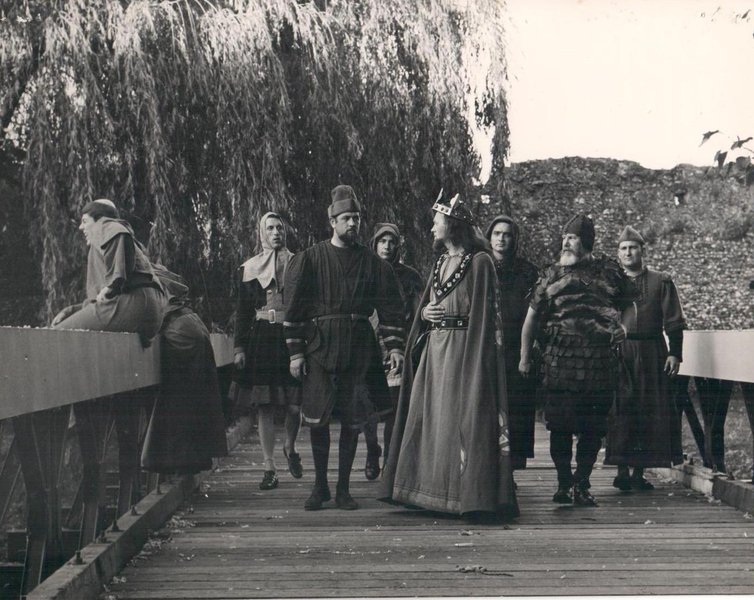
[664, 355, 681, 378]
[518, 358, 531, 377]
[290, 357, 307, 381]
[422, 302, 445, 323]
[389, 351, 404, 375]
[51, 305, 78, 327]
[96, 286, 113, 303]
[234, 351, 246, 370]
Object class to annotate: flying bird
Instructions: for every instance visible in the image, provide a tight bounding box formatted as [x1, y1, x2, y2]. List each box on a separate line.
[699, 130, 719, 145]
[731, 136, 753, 150]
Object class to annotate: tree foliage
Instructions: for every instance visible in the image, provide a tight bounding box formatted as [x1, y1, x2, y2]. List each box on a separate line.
[0, 0, 509, 326]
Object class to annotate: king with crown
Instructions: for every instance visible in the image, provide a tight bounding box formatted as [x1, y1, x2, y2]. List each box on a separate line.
[379, 190, 519, 521]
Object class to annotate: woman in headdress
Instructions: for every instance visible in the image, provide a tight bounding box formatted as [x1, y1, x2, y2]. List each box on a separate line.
[379, 192, 519, 520]
[231, 212, 302, 490]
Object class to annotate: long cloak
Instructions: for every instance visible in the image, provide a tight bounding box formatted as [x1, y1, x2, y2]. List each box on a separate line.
[379, 252, 519, 518]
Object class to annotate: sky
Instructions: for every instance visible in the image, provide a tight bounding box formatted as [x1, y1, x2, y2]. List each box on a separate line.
[500, 0, 754, 170]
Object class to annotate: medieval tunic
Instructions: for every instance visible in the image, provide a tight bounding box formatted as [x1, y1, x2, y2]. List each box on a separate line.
[379, 252, 519, 518]
[605, 268, 686, 467]
[141, 265, 228, 474]
[283, 241, 406, 428]
[231, 252, 302, 408]
[530, 256, 634, 435]
[54, 218, 164, 344]
[494, 256, 539, 469]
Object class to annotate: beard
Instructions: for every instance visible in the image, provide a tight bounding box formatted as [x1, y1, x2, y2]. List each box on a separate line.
[341, 229, 358, 246]
[559, 249, 580, 266]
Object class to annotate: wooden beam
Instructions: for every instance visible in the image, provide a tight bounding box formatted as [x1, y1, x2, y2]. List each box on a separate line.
[0, 328, 234, 420]
[679, 330, 754, 383]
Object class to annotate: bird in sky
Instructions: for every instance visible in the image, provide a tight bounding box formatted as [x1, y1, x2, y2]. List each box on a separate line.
[699, 130, 719, 146]
[730, 136, 753, 150]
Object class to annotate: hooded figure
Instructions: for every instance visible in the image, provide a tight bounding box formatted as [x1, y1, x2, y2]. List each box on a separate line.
[141, 263, 228, 474]
[52, 199, 165, 346]
[485, 215, 539, 471]
[360, 223, 424, 480]
[231, 211, 303, 491]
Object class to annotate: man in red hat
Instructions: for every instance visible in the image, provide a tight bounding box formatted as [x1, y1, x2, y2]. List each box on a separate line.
[284, 185, 406, 511]
[519, 214, 634, 506]
[605, 226, 686, 490]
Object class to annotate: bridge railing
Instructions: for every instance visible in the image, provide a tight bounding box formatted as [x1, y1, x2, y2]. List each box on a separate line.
[0, 328, 753, 597]
[0, 326, 235, 598]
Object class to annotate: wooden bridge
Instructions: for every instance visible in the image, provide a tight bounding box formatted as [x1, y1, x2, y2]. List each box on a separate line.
[1, 327, 754, 598]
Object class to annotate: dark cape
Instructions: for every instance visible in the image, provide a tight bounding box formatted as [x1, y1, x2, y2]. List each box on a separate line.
[378, 252, 519, 519]
[140, 265, 228, 474]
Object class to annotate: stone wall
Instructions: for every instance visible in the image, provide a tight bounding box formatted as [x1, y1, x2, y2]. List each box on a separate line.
[479, 157, 754, 330]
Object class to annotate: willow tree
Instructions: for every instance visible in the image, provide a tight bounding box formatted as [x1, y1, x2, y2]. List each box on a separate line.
[0, 0, 509, 326]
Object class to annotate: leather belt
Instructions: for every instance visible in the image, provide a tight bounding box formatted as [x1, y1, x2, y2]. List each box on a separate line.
[314, 313, 370, 322]
[626, 332, 663, 341]
[431, 315, 469, 330]
[256, 309, 285, 323]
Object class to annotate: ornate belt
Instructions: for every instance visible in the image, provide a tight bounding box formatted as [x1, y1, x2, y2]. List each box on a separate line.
[430, 315, 469, 330]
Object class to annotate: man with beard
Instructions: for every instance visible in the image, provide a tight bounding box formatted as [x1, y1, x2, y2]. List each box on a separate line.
[284, 185, 406, 510]
[486, 216, 539, 478]
[362, 223, 423, 480]
[519, 214, 633, 506]
[605, 226, 686, 490]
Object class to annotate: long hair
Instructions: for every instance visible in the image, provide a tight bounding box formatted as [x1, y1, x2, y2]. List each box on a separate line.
[433, 214, 492, 257]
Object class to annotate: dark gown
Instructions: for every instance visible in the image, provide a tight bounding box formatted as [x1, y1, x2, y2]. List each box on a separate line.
[605, 268, 686, 467]
[231, 274, 301, 409]
[140, 266, 228, 474]
[379, 252, 519, 518]
[494, 256, 539, 469]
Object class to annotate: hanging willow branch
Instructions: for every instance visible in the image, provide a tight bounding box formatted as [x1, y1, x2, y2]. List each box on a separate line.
[0, 0, 509, 325]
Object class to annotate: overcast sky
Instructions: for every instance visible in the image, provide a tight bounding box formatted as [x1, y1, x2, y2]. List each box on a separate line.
[501, 0, 754, 170]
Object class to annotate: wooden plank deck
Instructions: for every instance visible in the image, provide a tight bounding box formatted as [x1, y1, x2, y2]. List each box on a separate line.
[103, 422, 754, 598]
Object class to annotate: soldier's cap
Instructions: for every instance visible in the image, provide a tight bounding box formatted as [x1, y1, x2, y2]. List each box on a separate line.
[617, 225, 645, 246]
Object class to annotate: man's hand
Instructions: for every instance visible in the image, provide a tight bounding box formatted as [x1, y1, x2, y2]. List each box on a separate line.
[518, 358, 532, 377]
[234, 351, 246, 370]
[51, 305, 78, 327]
[389, 351, 404, 375]
[422, 302, 445, 323]
[664, 355, 681, 378]
[290, 357, 307, 381]
[96, 286, 113, 303]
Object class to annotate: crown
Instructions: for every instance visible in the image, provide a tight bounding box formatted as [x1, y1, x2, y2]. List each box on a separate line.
[432, 188, 475, 225]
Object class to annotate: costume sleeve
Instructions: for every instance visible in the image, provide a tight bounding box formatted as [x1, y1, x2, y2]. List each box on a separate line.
[234, 269, 254, 354]
[528, 268, 550, 315]
[661, 275, 686, 334]
[283, 251, 311, 361]
[375, 260, 407, 355]
[523, 263, 539, 304]
[101, 233, 135, 295]
[667, 329, 683, 360]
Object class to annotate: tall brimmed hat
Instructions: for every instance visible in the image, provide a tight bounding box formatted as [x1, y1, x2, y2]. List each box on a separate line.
[618, 225, 645, 245]
[563, 213, 595, 251]
[432, 189, 475, 225]
[328, 185, 361, 218]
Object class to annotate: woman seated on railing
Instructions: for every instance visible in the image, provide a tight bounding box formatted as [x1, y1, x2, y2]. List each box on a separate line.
[51, 199, 164, 346]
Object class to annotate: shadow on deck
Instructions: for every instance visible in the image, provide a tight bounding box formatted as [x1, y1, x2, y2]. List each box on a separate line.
[102, 422, 754, 599]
